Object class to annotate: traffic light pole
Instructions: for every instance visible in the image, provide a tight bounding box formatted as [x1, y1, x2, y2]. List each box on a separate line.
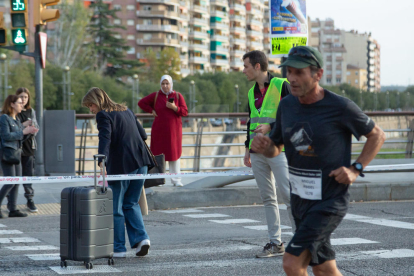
[34, 25, 44, 176]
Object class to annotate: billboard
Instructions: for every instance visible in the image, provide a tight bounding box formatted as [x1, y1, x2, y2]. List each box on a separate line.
[270, 0, 308, 57]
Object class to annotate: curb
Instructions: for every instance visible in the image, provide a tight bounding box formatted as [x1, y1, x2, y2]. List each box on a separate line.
[146, 182, 414, 210]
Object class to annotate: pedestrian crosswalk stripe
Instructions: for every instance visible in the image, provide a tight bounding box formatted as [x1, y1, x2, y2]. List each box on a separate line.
[0, 223, 6, 227]
[345, 213, 414, 230]
[5, 245, 59, 251]
[159, 209, 203, 214]
[243, 225, 292, 231]
[0, 237, 40, 244]
[26, 253, 60, 261]
[183, 213, 230, 218]
[331, 238, 379, 246]
[209, 219, 260, 224]
[0, 230, 23, 235]
[49, 265, 121, 274]
[337, 249, 414, 260]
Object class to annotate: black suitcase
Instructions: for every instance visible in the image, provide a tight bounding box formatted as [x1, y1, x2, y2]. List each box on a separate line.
[60, 154, 114, 269]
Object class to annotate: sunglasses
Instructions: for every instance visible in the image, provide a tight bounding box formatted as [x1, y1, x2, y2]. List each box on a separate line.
[288, 47, 322, 68]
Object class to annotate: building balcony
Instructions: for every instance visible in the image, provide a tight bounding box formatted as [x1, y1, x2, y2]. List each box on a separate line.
[211, 59, 229, 66]
[192, 5, 209, 14]
[136, 10, 181, 20]
[180, 28, 188, 34]
[247, 30, 263, 38]
[189, 56, 209, 64]
[230, 26, 245, 34]
[230, 14, 245, 22]
[230, 60, 244, 68]
[247, 41, 264, 49]
[336, 57, 344, 61]
[189, 31, 210, 39]
[210, 0, 229, 7]
[137, 0, 179, 4]
[136, 25, 179, 33]
[210, 34, 229, 42]
[230, 4, 246, 12]
[210, 10, 228, 18]
[231, 38, 246, 45]
[210, 22, 229, 30]
[180, 14, 190, 20]
[190, 18, 209, 26]
[137, 38, 181, 47]
[231, 49, 246, 56]
[250, 19, 263, 27]
[180, 54, 188, 60]
[212, 46, 230, 53]
[246, 0, 263, 5]
[189, 43, 209, 50]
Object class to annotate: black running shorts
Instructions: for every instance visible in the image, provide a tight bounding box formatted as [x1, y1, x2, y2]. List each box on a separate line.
[285, 211, 345, 266]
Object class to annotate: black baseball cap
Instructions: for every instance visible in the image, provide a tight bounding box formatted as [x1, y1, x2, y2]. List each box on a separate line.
[279, 46, 324, 69]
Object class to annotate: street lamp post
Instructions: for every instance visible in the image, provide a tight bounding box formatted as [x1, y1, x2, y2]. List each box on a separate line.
[386, 91, 389, 110]
[132, 74, 139, 113]
[359, 90, 363, 110]
[235, 84, 239, 113]
[190, 80, 195, 112]
[374, 92, 378, 111]
[342, 89, 345, 98]
[397, 91, 400, 110]
[62, 66, 70, 110]
[407, 92, 410, 110]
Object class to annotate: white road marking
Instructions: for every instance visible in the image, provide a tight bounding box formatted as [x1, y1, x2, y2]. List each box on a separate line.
[0, 230, 23, 235]
[345, 213, 414, 230]
[209, 219, 260, 224]
[331, 238, 379, 246]
[0, 237, 40, 244]
[49, 265, 121, 274]
[0, 223, 6, 227]
[159, 209, 203, 214]
[279, 205, 287, 210]
[243, 225, 292, 231]
[337, 249, 414, 260]
[26, 253, 60, 261]
[5, 245, 59, 251]
[184, 213, 230, 218]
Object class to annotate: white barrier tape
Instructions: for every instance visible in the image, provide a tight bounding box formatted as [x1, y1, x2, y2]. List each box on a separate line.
[0, 164, 413, 185]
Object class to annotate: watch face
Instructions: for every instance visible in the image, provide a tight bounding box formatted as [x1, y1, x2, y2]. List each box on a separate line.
[355, 163, 363, 170]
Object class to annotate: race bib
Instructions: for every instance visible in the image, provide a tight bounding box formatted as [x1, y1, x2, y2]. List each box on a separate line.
[289, 166, 322, 200]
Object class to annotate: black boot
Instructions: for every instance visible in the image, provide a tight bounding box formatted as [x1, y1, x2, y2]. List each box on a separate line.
[8, 210, 28, 218]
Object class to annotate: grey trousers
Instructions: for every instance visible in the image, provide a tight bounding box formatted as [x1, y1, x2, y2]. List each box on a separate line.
[0, 157, 22, 212]
[251, 152, 295, 244]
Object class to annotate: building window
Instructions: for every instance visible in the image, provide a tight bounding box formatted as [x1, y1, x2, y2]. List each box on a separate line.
[113, 5, 121, 10]
[143, 6, 151, 11]
[355, 80, 358, 84]
[113, 19, 121, 25]
[114, 34, 121, 39]
[143, 19, 152, 25]
[355, 71, 358, 75]
[143, 34, 152, 40]
[336, 70, 341, 75]
[347, 71, 350, 75]
[126, 5, 134, 11]
[127, 47, 135, 54]
[127, 35, 135, 40]
[127, 20, 134, 26]
[326, 78, 331, 83]
[336, 78, 341, 83]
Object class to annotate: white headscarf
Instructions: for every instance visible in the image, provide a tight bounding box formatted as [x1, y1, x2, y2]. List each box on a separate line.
[160, 75, 173, 95]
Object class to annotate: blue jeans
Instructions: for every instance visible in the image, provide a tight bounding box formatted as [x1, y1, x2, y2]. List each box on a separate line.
[109, 166, 149, 253]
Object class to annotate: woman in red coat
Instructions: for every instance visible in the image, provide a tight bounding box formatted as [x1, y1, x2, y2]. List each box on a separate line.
[138, 75, 188, 186]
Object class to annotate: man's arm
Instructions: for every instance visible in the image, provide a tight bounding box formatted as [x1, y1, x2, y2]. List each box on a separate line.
[329, 125, 386, 184]
[251, 133, 284, 158]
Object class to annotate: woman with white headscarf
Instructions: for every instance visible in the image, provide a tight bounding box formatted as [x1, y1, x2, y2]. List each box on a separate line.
[138, 75, 188, 187]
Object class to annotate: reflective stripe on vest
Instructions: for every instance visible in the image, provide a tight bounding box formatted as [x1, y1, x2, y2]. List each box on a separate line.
[248, 77, 287, 149]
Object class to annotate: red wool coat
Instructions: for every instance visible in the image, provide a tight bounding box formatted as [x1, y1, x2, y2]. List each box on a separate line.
[138, 90, 188, 161]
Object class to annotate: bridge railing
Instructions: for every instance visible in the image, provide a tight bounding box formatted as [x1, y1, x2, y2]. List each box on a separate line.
[75, 112, 414, 174]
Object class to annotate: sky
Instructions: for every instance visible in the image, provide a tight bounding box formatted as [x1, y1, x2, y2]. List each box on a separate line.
[306, 0, 414, 87]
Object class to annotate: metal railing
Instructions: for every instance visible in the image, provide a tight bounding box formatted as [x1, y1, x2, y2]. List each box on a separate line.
[75, 112, 414, 174]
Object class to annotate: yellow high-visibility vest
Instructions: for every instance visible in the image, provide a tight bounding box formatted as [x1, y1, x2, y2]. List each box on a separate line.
[248, 77, 287, 149]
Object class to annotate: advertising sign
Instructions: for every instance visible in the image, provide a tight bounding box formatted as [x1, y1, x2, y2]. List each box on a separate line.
[270, 0, 308, 57]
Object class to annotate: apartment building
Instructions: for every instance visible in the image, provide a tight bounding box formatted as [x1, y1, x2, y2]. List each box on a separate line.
[346, 65, 367, 90]
[309, 18, 381, 91]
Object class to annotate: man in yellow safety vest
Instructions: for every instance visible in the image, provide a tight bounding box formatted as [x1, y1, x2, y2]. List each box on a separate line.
[243, 50, 295, 258]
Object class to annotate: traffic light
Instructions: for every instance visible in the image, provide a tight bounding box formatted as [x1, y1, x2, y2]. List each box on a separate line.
[33, 0, 60, 26]
[0, 12, 6, 46]
[10, 0, 28, 45]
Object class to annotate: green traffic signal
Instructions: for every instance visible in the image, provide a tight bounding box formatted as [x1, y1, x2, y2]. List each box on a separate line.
[11, 0, 26, 11]
[11, 28, 27, 45]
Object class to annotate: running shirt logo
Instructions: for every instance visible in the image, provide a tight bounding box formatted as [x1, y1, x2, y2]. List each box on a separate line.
[289, 122, 317, 156]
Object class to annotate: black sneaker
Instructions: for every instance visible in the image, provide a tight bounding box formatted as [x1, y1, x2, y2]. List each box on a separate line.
[8, 210, 28, 218]
[27, 200, 38, 213]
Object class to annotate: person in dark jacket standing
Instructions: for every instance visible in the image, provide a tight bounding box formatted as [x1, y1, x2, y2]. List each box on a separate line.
[0, 95, 38, 218]
[82, 87, 155, 258]
[15, 87, 39, 212]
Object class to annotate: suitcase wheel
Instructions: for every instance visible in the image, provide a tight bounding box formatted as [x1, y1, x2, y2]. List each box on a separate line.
[85, 262, 93, 270]
[60, 261, 67, 268]
[108, 258, 114, 266]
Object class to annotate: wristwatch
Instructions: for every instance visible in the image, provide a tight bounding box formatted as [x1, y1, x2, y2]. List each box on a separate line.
[351, 162, 365, 177]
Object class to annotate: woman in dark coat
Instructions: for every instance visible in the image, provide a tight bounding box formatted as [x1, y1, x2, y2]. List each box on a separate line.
[82, 87, 155, 258]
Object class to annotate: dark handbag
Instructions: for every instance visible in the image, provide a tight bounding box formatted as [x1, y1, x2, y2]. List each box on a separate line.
[144, 142, 166, 188]
[2, 146, 22, 164]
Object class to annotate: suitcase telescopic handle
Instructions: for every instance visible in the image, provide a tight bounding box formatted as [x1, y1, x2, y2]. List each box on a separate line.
[93, 154, 107, 193]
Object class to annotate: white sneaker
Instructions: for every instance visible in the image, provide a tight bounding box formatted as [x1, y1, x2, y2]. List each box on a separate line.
[135, 239, 150, 257]
[113, 252, 126, 258]
[173, 182, 183, 187]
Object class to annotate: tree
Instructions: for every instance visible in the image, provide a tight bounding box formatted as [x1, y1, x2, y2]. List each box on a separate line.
[47, 0, 91, 70]
[87, 0, 143, 77]
[144, 48, 181, 83]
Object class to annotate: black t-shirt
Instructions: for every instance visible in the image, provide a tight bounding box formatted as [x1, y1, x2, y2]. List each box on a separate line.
[17, 109, 35, 156]
[270, 89, 375, 218]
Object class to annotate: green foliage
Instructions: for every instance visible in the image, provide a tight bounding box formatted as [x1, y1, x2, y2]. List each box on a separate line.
[143, 48, 181, 83]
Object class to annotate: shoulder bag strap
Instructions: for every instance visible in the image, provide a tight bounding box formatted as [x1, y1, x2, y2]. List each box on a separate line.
[144, 141, 158, 167]
[154, 91, 159, 107]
